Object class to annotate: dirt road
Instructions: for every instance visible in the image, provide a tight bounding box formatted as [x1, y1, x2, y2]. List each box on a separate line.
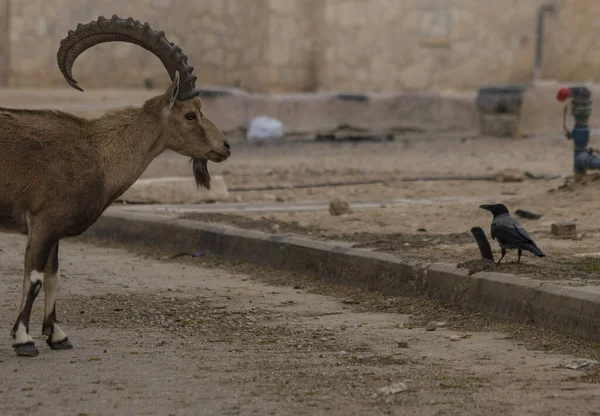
[1, 234, 600, 416]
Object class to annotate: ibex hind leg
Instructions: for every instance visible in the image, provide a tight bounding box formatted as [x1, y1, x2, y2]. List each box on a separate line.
[11, 223, 57, 357]
[42, 241, 72, 350]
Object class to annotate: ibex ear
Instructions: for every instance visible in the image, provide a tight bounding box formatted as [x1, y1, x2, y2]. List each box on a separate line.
[163, 71, 180, 114]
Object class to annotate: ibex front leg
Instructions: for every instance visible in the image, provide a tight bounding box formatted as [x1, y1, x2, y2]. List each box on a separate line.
[11, 226, 57, 357]
[42, 242, 72, 350]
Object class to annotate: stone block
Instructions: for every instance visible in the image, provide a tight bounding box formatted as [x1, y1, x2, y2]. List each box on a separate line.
[118, 176, 228, 204]
[551, 221, 577, 238]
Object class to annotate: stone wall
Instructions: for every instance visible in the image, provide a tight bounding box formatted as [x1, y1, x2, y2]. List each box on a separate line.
[9, 0, 316, 92]
[0, 0, 9, 85]
[6, 0, 600, 93]
[317, 0, 554, 92]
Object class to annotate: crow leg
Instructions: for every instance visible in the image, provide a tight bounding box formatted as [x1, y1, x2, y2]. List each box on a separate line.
[517, 249, 522, 264]
[496, 248, 506, 265]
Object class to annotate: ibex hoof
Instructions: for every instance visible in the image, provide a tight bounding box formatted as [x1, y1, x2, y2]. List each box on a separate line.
[13, 341, 39, 357]
[47, 337, 73, 351]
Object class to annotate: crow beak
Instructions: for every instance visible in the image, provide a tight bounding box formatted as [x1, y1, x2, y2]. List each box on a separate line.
[479, 205, 490, 211]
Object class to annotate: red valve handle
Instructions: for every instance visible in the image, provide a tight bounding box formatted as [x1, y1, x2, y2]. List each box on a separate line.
[557, 87, 572, 102]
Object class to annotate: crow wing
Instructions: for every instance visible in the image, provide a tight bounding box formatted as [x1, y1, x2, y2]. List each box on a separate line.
[491, 219, 538, 249]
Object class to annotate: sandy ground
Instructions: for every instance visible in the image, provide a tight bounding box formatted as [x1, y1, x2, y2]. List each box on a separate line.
[138, 135, 600, 285]
[2, 234, 600, 415]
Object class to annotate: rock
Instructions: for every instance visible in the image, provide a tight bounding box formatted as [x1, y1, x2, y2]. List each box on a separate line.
[495, 168, 524, 183]
[551, 221, 577, 238]
[449, 335, 461, 342]
[396, 341, 409, 348]
[425, 321, 438, 331]
[329, 197, 350, 216]
[234, 195, 243, 203]
[378, 382, 408, 395]
[118, 176, 228, 204]
[247, 115, 284, 143]
[276, 195, 287, 203]
[270, 224, 280, 233]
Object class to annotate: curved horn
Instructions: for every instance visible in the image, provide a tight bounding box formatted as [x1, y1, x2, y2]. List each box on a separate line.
[57, 15, 198, 100]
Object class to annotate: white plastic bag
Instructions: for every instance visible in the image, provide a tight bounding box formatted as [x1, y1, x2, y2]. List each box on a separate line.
[247, 116, 284, 143]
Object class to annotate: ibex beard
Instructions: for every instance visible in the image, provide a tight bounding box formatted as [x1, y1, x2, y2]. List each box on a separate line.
[0, 15, 230, 357]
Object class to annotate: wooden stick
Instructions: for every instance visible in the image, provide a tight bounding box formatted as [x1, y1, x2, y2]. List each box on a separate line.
[471, 227, 494, 261]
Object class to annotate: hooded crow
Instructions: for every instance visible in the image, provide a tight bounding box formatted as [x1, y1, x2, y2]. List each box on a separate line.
[479, 203, 545, 264]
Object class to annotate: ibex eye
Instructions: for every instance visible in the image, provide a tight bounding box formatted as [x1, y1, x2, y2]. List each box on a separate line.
[185, 112, 196, 120]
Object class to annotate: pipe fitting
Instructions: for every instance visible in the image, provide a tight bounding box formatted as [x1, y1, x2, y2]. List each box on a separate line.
[575, 150, 600, 173]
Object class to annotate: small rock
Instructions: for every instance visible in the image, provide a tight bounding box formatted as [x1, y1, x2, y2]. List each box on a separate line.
[551, 221, 577, 238]
[396, 341, 409, 348]
[276, 195, 286, 203]
[425, 322, 438, 331]
[342, 299, 360, 305]
[262, 193, 277, 202]
[378, 382, 408, 395]
[449, 335, 461, 342]
[271, 224, 280, 233]
[329, 197, 350, 216]
[234, 195, 243, 203]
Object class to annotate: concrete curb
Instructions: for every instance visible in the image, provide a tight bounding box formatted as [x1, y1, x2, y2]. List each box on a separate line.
[84, 210, 600, 341]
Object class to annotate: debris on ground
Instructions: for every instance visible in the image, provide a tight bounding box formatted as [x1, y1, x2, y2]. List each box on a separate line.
[449, 335, 461, 342]
[396, 341, 409, 348]
[329, 197, 351, 216]
[551, 221, 577, 238]
[515, 209, 543, 220]
[563, 358, 598, 370]
[494, 169, 524, 183]
[164, 252, 204, 260]
[377, 382, 408, 395]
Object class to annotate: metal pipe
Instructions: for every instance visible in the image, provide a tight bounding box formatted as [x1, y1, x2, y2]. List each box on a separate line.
[534, 4, 556, 82]
[575, 150, 600, 173]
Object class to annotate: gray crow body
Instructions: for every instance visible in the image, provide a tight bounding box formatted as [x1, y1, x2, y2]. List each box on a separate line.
[479, 204, 545, 264]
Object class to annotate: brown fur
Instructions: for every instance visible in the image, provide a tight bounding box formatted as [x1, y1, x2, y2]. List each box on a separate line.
[0, 76, 230, 238]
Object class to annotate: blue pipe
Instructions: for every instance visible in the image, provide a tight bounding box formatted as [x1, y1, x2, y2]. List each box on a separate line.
[563, 86, 600, 173]
[573, 126, 600, 172]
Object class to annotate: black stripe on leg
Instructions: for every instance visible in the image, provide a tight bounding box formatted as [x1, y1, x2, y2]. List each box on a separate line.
[11, 280, 42, 339]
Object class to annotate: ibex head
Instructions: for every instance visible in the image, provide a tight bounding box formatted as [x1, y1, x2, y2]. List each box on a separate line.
[56, 15, 231, 189]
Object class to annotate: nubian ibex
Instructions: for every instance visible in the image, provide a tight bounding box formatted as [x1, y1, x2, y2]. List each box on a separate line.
[0, 16, 231, 357]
